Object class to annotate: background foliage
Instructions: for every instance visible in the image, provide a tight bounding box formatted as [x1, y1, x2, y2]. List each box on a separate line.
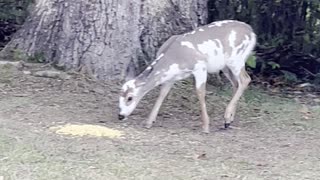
[0, 0, 32, 48]
[1, 0, 320, 84]
[208, 0, 320, 84]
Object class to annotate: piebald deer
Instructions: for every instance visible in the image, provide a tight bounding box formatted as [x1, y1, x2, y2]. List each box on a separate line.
[118, 20, 256, 133]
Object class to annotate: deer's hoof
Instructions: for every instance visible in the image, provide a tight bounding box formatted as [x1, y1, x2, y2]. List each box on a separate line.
[224, 123, 231, 129]
[202, 126, 210, 134]
[143, 122, 153, 129]
[144, 125, 152, 129]
[202, 129, 210, 134]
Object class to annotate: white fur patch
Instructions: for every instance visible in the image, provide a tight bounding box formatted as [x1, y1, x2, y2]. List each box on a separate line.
[119, 96, 136, 116]
[230, 35, 250, 57]
[184, 30, 197, 36]
[199, 28, 204, 32]
[156, 53, 164, 60]
[119, 79, 141, 116]
[227, 32, 256, 76]
[122, 79, 141, 97]
[208, 20, 235, 27]
[122, 80, 136, 91]
[228, 30, 237, 48]
[197, 39, 225, 73]
[181, 41, 195, 49]
[119, 96, 126, 113]
[193, 62, 207, 89]
[162, 64, 180, 81]
[151, 53, 164, 66]
[161, 64, 191, 82]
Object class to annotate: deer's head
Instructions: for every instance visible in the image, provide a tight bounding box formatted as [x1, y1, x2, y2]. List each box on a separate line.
[118, 62, 145, 120]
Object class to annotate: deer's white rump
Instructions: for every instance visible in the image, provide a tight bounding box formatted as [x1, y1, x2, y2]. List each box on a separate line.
[118, 20, 256, 133]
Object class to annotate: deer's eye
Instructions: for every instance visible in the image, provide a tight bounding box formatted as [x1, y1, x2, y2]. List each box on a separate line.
[127, 97, 133, 102]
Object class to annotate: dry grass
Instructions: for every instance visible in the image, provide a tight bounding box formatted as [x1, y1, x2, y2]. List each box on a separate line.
[0, 63, 320, 180]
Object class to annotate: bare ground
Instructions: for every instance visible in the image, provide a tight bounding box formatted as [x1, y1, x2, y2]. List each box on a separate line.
[0, 63, 320, 180]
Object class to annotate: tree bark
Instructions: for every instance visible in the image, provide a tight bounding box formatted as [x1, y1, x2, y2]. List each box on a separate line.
[1, 0, 208, 80]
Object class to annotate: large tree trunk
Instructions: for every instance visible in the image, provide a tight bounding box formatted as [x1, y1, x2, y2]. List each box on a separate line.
[1, 0, 208, 80]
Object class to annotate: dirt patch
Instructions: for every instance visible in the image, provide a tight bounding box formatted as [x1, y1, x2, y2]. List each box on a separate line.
[0, 63, 320, 180]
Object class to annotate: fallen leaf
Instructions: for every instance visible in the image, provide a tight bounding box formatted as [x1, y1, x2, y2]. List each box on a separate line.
[314, 99, 320, 103]
[297, 83, 312, 88]
[301, 105, 310, 113]
[299, 105, 313, 120]
[193, 152, 207, 160]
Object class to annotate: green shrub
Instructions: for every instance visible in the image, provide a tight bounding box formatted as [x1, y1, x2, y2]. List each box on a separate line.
[0, 0, 33, 48]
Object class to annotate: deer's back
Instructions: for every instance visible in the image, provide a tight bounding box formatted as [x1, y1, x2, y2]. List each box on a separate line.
[159, 20, 256, 73]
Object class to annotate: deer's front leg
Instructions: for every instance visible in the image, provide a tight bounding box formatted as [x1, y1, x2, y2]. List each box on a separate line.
[193, 66, 210, 133]
[144, 82, 173, 128]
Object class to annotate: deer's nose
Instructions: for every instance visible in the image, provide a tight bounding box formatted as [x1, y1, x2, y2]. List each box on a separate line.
[118, 114, 125, 120]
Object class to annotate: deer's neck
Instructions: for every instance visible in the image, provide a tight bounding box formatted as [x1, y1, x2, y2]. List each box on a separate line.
[135, 54, 190, 96]
[135, 69, 164, 96]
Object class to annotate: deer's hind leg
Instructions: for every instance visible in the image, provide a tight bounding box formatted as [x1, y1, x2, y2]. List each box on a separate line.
[222, 67, 238, 95]
[224, 67, 251, 128]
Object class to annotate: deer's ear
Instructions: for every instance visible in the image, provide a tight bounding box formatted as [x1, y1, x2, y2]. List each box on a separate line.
[125, 60, 137, 81]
